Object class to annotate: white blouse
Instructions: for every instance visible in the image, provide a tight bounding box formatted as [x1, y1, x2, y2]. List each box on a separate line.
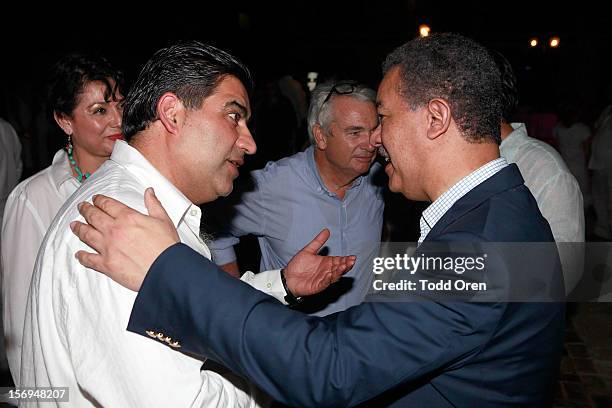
[1, 149, 79, 385]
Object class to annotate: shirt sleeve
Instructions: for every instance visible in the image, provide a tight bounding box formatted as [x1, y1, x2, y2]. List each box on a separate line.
[240, 269, 287, 305]
[535, 172, 585, 293]
[536, 172, 584, 243]
[1, 190, 47, 384]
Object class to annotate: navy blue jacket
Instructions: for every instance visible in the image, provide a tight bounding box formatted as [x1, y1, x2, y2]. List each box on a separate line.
[128, 164, 565, 407]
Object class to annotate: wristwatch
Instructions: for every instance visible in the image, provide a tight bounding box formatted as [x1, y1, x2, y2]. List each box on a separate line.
[280, 269, 303, 308]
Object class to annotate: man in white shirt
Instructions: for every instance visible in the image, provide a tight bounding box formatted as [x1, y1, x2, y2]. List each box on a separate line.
[493, 51, 585, 294]
[20, 41, 353, 407]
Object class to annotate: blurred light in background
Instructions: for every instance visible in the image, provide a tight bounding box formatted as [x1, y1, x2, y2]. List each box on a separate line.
[549, 36, 560, 48]
[419, 24, 431, 37]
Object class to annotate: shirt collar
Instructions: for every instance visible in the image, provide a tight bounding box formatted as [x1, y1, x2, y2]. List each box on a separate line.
[109, 141, 195, 229]
[50, 149, 79, 191]
[419, 157, 508, 243]
[305, 145, 366, 197]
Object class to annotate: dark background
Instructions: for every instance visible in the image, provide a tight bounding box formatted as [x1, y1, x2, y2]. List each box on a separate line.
[2, 0, 610, 111]
[1, 0, 610, 179]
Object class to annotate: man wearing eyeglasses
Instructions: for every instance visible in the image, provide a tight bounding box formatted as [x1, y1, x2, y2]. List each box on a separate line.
[207, 80, 384, 314]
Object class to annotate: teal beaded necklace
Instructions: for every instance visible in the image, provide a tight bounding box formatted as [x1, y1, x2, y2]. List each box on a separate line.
[66, 135, 90, 183]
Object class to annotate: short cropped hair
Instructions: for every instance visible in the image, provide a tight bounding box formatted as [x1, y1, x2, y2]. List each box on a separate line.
[490, 50, 519, 123]
[382, 33, 502, 144]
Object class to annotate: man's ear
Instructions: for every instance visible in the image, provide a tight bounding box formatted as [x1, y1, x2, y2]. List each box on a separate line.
[312, 124, 328, 150]
[53, 112, 73, 136]
[426, 98, 451, 140]
[157, 92, 184, 135]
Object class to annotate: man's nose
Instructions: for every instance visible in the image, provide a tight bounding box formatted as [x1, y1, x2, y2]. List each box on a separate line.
[370, 124, 382, 147]
[360, 134, 377, 153]
[238, 127, 257, 155]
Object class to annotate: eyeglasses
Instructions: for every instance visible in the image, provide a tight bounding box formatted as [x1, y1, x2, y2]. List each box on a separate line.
[322, 82, 358, 105]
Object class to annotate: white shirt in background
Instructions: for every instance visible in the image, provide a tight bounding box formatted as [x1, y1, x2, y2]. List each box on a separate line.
[553, 122, 591, 205]
[0, 118, 23, 230]
[0, 117, 23, 374]
[1, 149, 78, 385]
[501, 123, 584, 293]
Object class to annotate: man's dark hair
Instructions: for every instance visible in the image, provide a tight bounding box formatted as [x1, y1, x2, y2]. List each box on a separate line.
[47, 53, 124, 117]
[382, 33, 502, 144]
[122, 41, 253, 141]
[490, 50, 519, 123]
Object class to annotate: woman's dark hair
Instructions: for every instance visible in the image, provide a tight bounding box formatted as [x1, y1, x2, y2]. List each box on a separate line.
[47, 53, 124, 117]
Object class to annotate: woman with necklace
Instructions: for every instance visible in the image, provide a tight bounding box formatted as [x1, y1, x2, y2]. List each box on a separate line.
[1, 53, 125, 385]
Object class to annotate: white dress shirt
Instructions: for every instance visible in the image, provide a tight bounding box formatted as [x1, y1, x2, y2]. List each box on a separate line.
[500, 123, 584, 293]
[21, 141, 284, 407]
[1, 149, 79, 385]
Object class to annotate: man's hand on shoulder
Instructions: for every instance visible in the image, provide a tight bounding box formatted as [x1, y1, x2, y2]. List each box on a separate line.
[70, 188, 180, 291]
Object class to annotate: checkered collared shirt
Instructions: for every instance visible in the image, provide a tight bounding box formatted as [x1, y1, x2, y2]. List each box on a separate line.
[418, 157, 508, 244]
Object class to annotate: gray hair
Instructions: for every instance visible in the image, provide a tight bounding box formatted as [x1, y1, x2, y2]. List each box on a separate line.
[307, 80, 377, 144]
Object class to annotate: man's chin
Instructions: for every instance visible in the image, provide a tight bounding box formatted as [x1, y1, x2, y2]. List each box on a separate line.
[388, 181, 401, 193]
[214, 182, 235, 199]
[386, 169, 402, 193]
[220, 186, 234, 197]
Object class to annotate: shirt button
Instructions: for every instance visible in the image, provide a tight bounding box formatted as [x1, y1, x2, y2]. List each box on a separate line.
[190, 209, 198, 216]
[267, 283, 272, 288]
